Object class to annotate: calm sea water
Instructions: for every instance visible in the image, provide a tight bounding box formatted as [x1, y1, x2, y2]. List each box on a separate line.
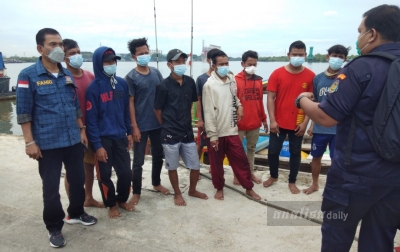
[0, 61, 330, 135]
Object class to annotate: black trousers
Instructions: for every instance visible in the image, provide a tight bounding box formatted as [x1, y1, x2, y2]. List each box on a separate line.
[96, 137, 131, 207]
[38, 143, 85, 232]
[132, 128, 164, 195]
[268, 128, 304, 183]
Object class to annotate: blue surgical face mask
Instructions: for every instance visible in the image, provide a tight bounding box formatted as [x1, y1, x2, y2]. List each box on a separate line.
[136, 54, 151, 66]
[217, 66, 230, 77]
[328, 57, 344, 71]
[68, 54, 83, 69]
[104, 64, 117, 75]
[290, 57, 305, 67]
[173, 64, 187, 76]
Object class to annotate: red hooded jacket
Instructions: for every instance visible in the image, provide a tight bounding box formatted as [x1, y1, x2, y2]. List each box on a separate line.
[235, 71, 267, 131]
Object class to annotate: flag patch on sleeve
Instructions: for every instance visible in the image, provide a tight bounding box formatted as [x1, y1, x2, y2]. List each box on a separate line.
[18, 80, 29, 88]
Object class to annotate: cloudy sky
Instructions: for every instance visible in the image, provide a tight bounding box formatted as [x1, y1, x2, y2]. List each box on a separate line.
[0, 0, 398, 58]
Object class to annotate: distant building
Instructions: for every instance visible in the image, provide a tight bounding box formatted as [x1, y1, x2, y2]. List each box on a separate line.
[149, 50, 162, 56]
[201, 41, 221, 62]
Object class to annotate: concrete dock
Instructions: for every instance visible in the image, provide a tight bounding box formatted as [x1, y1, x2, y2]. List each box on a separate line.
[0, 134, 392, 251]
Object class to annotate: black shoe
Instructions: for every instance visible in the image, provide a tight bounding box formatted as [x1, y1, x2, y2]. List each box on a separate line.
[48, 230, 66, 248]
[65, 212, 97, 226]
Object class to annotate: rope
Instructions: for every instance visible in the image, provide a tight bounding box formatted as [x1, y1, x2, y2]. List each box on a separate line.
[180, 162, 360, 242]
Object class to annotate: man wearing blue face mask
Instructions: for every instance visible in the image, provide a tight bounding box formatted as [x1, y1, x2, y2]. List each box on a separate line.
[202, 50, 261, 201]
[296, 4, 400, 251]
[86, 47, 134, 219]
[264, 40, 315, 194]
[124, 37, 168, 206]
[16, 28, 97, 248]
[154, 49, 208, 206]
[62, 39, 104, 209]
[303, 44, 349, 195]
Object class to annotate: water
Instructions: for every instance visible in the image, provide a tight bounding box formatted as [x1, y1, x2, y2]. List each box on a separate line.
[0, 61, 329, 135]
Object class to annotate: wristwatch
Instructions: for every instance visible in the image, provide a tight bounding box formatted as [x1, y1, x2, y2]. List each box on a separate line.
[295, 95, 307, 109]
[79, 126, 86, 131]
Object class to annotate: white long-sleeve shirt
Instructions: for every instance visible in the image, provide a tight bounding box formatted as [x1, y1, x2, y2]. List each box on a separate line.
[202, 71, 242, 141]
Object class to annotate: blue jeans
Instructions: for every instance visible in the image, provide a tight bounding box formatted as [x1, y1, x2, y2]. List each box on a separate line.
[268, 128, 304, 183]
[132, 128, 163, 195]
[38, 143, 85, 232]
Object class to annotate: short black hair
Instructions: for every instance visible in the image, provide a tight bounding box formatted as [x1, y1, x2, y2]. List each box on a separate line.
[288, 40, 306, 53]
[363, 4, 400, 42]
[62, 39, 79, 53]
[242, 50, 258, 62]
[207, 48, 220, 60]
[127, 37, 149, 55]
[327, 45, 350, 57]
[36, 28, 60, 46]
[211, 50, 228, 65]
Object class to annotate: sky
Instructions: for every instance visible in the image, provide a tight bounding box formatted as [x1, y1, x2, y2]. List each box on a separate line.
[0, 0, 398, 58]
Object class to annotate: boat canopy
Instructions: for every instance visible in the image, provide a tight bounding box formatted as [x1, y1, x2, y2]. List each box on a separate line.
[0, 52, 5, 70]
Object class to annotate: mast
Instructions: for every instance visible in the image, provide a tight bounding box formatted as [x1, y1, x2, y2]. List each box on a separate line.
[154, 0, 159, 69]
[189, 0, 193, 77]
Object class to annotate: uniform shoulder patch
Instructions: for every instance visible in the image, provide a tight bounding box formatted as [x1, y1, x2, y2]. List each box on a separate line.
[65, 76, 73, 84]
[329, 80, 339, 93]
[337, 74, 346, 80]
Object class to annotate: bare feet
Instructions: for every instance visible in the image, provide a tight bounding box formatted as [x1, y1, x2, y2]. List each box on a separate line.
[117, 202, 135, 212]
[233, 176, 240, 185]
[303, 184, 319, 195]
[153, 185, 170, 195]
[108, 206, 122, 219]
[188, 190, 208, 200]
[263, 177, 278, 188]
[84, 198, 105, 208]
[174, 193, 187, 206]
[128, 194, 140, 205]
[214, 189, 224, 200]
[251, 174, 262, 184]
[289, 183, 300, 194]
[246, 189, 262, 200]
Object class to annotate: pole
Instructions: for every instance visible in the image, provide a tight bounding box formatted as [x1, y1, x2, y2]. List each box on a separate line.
[154, 0, 159, 69]
[190, 0, 193, 77]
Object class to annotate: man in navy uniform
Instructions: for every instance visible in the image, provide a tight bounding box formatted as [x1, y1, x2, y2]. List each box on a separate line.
[295, 4, 400, 251]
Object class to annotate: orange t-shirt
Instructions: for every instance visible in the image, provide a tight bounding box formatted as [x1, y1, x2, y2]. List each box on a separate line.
[267, 66, 315, 130]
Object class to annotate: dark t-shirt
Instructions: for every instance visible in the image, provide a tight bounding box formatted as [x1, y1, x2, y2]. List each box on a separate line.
[154, 75, 198, 144]
[195, 72, 210, 121]
[125, 66, 163, 131]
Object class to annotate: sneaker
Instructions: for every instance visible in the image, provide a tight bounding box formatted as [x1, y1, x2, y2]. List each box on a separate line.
[48, 230, 66, 248]
[65, 212, 97, 226]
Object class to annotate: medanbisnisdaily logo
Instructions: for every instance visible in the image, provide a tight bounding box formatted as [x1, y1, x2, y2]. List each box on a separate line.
[266, 201, 348, 226]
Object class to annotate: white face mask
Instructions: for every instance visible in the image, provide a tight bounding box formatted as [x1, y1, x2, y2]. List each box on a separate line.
[244, 66, 257, 75]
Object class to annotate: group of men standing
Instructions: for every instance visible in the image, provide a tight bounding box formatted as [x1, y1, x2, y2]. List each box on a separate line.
[15, 4, 400, 251]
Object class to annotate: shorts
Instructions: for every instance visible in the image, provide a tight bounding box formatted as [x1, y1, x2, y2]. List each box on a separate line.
[311, 133, 335, 159]
[84, 143, 95, 165]
[162, 141, 200, 170]
[196, 127, 207, 147]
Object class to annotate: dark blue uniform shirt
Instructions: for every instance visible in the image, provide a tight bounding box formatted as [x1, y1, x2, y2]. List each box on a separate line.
[319, 43, 400, 184]
[16, 57, 82, 150]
